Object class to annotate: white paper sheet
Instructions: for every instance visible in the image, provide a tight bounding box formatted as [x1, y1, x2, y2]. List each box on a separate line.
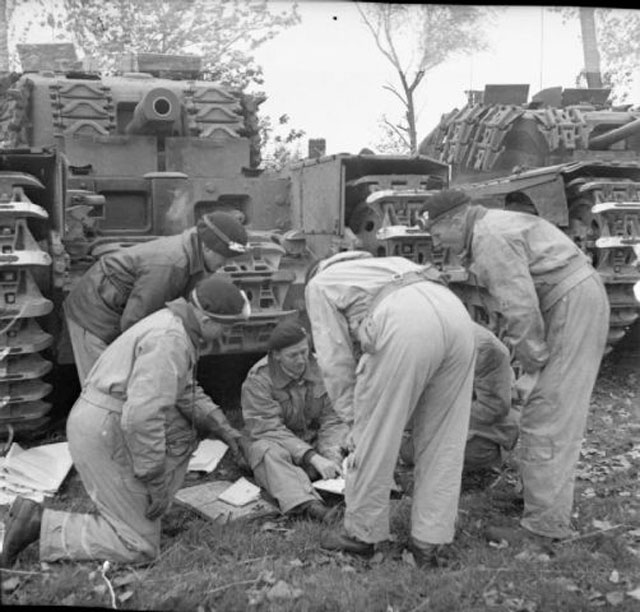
[217, 477, 262, 506]
[188, 439, 228, 473]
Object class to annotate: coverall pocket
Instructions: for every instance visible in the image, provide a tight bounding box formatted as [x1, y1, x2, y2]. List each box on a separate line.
[520, 436, 554, 462]
[165, 425, 197, 458]
[97, 274, 129, 314]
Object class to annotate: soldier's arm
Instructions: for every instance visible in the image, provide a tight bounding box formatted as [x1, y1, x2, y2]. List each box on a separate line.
[473, 235, 549, 373]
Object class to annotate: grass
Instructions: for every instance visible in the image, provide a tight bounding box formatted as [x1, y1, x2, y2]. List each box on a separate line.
[1, 356, 639, 611]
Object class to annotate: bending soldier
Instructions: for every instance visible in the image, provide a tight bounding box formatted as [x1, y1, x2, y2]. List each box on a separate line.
[2, 276, 251, 567]
[423, 189, 609, 543]
[64, 211, 248, 382]
[305, 251, 476, 567]
[242, 319, 348, 522]
[401, 322, 519, 473]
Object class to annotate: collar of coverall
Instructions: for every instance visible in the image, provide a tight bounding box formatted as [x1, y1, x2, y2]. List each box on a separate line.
[201, 213, 248, 255]
[316, 250, 373, 275]
[268, 353, 321, 389]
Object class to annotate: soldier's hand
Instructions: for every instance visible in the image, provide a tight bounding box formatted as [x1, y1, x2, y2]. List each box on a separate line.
[226, 435, 251, 472]
[310, 454, 342, 479]
[144, 474, 171, 521]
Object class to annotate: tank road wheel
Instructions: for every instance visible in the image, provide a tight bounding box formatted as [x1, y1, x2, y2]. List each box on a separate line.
[567, 180, 640, 351]
[0, 173, 54, 438]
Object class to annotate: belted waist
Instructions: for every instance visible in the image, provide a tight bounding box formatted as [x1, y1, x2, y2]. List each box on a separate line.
[80, 385, 125, 413]
[538, 262, 596, 312]
[368, 264, 444, 315]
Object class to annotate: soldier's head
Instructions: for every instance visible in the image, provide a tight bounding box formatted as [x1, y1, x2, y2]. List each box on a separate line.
[189, 276, 251, 348]
[422, 189, 471, 253]
[196, 211, 249, 272]
[268, 319, 309, 379]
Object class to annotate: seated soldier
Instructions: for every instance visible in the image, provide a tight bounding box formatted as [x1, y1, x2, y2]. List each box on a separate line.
[401, 322, 519, 473]
[241, 319, 348, 522]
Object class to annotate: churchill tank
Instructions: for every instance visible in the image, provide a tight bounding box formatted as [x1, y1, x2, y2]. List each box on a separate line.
[419, 83, 640, 350]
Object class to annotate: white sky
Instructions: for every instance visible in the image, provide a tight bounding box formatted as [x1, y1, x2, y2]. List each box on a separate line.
[12, 2, 640, 154]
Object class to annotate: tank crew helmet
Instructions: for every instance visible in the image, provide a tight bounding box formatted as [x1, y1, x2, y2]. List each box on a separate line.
[267, 318, 308, 352]
[422, 189, 471, 225]
[196, 211, 248, 258]
[189, 276, 251, 322]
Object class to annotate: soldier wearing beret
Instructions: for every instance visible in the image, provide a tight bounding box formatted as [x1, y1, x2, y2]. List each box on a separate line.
[423, 188, 609, 544]
[241, 319, 348, 522]
[64, 211, 249, 382]
[2, 276, 252, 567]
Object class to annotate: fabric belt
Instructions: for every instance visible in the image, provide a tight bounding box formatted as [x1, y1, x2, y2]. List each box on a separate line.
[80, 386, 124, 413]
[539, 264, 596, 312]
[368, 264, 444, 316]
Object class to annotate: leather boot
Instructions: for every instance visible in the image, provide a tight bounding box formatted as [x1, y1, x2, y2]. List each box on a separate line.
[408, 537, 447, 568]
[320, 528, 374, 556]
[1, 496, 43, 568]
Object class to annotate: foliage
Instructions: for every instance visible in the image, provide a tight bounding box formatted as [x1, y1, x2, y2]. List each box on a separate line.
[551, 7, 640, 103]
[259, 112, 306, 171]
[60, 0, 299, 89]
[10, 0, 300, 90]
[356, 3, 495, 154]
[371, 113, 411, 156]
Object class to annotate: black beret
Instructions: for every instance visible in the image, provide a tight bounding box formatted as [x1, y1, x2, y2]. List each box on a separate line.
[267, 319, 308, 352]
[196, 211, 248, 258]
[423, 189, 470, 224]
[191, 276, 248, 321]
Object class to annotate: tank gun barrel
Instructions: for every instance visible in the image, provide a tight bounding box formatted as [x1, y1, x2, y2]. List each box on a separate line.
[588, 116, 640, 150]
[125, 87, 182, 136]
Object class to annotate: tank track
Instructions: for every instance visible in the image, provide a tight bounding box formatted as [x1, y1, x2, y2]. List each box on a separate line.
[0, 172, 54, 437]
[565, 174, 640, 349]
[347, 176, 640, 352]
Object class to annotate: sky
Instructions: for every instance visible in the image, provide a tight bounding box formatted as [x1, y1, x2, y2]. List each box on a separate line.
[11, 2, 640, 155]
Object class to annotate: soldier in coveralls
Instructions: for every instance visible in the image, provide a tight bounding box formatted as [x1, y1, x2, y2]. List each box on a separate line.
[305, 251, 476, 567]
[1, 276, 251, 567]
[423, 189, 609, 543]
[64, 211, 248, 382]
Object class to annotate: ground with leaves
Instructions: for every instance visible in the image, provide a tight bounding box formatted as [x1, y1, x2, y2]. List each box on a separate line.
[1, 356, 639, 611]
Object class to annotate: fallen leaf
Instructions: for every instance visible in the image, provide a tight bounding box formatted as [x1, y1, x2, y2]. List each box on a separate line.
[535, 553, 551, 563]
[401, 549, 417, 567]
[1, 577, 20, 593]
[288, 558, 304, 568]
[266, 580, 303, 601]
[592, 519, 613, 530]
[61, 594, 76, 606]
[627, 586, 640, 600]
[489, 539, 509, 549]
[515, 550, 533, 561]
[341, 565, 356, 573]
[93, 584, 107, 595]
[113, 573, 137, 588]
[257, 569, 276, 585]
[482, 587, 501, 606]
[369, 551, 384, 565]
[605, 591, 624, 606]
[118, 589, 134, 603]
[609, 569, 620, 583]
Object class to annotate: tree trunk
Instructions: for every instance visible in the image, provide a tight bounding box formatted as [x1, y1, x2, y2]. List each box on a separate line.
[0, 0, 10, 72]
[579, 7, 603, 89]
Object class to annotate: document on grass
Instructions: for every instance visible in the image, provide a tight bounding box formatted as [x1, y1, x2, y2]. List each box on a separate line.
[312, 457, 349, 495]
[218, 477, 262, 506]
[188, 439, 228, 473]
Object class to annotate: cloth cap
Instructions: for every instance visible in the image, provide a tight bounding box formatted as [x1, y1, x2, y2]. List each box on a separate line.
[196, 211, 248, 258]
[423, 190, 470, 224]
[190, 276, 250, 322]
[267, 319, 308, 352]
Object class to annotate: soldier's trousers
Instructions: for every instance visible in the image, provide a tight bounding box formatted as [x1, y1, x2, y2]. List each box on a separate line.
[519, 273, 609, 538]
[344, 282, 476, 545]
[39, 399, 190, 563]
[65, 315, 107, 384]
